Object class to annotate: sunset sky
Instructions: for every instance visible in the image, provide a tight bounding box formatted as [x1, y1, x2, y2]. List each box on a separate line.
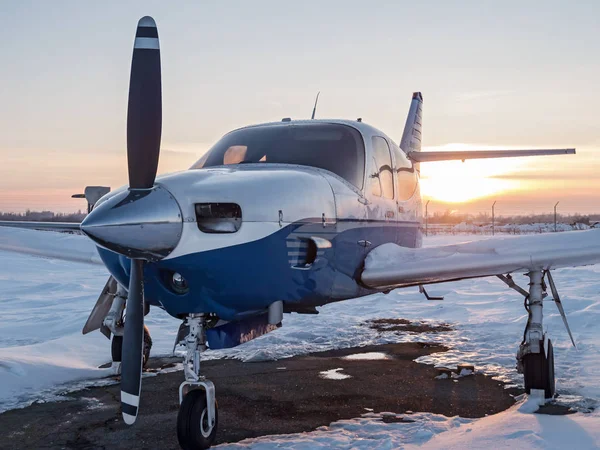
[1, 1, 599, 215]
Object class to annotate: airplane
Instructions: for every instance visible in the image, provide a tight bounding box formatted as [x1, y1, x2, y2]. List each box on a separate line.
[1, 15, 600, 450]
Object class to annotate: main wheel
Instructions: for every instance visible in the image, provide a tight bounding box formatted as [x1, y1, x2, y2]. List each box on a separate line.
[523, 338, 555, 399]
[177, 389, 218, 450]
[111, 325, 152, 368]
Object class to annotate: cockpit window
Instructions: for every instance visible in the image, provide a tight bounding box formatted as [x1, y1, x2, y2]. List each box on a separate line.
[191, 123, 366, 189]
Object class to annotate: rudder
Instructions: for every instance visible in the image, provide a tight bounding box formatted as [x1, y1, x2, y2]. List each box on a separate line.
[400, 92, 423, 153]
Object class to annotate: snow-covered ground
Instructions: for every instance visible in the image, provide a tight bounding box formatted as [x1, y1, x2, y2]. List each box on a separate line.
[0, 228, 599, 448]
[431, 222, 596, 235]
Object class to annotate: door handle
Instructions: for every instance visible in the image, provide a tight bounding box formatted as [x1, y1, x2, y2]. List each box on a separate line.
[357, 240, 372, 247]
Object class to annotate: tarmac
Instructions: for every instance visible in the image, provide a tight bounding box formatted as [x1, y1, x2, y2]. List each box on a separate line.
[0, 337, 520, 450]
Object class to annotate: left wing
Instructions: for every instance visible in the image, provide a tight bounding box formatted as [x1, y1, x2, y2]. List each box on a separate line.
[361, 229, 600, 289]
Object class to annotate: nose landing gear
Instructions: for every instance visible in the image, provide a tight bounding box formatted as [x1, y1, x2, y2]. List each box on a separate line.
[177, 314, 218, 450]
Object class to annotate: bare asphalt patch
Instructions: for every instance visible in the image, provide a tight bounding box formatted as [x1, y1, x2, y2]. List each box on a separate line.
[0, 320, 520, 449]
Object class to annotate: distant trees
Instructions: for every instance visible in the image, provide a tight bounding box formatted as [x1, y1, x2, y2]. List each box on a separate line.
[0, 210, 86, 222]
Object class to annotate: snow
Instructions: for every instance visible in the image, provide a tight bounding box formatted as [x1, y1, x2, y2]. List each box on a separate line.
[446, 222, 591, 234]
[1, 229, 599, 448]
[216, 398, 599, 450]
[319, 368, 351, 380]
[342, 352, 390, 360]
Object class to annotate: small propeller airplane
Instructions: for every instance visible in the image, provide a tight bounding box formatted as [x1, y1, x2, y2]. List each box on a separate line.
[2, 15, 600, 450]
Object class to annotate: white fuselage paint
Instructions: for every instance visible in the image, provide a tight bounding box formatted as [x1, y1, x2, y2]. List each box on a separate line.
[154, 120, 422, 261]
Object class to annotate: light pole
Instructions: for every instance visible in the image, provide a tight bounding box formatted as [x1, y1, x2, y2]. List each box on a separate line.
[425, 200, 430, 236]
[554, 201, 560, 232]
[492, 201, 497, 236]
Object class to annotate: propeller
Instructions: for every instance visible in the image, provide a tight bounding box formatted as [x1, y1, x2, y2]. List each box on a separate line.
[120, 16, 162, 425]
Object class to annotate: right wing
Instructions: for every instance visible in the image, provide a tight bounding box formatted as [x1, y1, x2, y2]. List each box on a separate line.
[361, 229, 600, 290]
[0, 221, 81, 231]
[0, 226, 102, 265]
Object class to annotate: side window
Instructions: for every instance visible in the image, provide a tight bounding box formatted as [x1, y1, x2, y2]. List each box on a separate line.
[370, 137, 394, 199]
[391, 142, 418, 201]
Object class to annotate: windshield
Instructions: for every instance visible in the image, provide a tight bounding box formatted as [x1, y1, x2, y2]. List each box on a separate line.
[191, 123, 365, 189]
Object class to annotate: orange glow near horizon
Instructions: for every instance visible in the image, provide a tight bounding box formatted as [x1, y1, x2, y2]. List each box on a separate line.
[419, 144, 525, 204]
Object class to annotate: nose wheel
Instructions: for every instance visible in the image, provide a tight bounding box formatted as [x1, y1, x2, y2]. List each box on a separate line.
[177, 314, 218, 449]
[177, 387, 218, 449]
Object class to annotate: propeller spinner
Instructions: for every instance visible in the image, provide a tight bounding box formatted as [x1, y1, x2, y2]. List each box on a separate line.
[80, 16, 182, 425]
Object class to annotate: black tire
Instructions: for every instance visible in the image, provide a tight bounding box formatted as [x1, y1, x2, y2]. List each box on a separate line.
[142, 325, 152, 368]
[177, 389, 218, 450]
[111, 335, 123, 363]
[523, 338, 555, 399]
[111, 325, 152, 368]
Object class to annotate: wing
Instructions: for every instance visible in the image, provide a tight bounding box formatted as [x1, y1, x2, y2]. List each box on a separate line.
[408, 148, 575, 163]
[0, 220, 81, 231]
[0, 226, 102, 265]
[361, 229, 600, 289]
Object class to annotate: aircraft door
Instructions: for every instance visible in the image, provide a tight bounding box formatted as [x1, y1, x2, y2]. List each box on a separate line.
[391, 141, 420, 247]
[366, 137, 397, 248]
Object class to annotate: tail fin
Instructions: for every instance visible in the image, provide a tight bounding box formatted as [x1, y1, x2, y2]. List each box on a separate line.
[400, 92, 423, 153]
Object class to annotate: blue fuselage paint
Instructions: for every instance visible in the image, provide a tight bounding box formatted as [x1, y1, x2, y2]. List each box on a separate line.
[97, 219, 420, 321]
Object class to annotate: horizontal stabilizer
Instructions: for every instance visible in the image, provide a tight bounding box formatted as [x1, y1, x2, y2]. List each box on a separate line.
[408, 148, 575, 163]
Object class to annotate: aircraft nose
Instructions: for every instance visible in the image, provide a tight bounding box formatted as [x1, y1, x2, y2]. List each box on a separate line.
[80, 186, 183, 260]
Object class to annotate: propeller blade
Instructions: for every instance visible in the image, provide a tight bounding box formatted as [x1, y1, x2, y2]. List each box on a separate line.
[546, 270, 577, 349]
[127, 16, 162, 190]
[120, 259, 145, 425]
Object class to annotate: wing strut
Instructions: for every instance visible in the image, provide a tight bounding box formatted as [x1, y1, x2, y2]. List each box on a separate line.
[545, 270, 577, 349]
[497, 274, 529, 297]
[419, 285, 444, 300]
[498, 272, 576, 349]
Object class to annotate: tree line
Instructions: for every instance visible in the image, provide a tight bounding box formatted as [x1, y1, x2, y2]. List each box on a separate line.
[428, 210, 599, 226]
[0, 210, 86, 222]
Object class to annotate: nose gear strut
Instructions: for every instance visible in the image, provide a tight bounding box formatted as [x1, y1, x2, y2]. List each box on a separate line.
[177, 314, 218, 449]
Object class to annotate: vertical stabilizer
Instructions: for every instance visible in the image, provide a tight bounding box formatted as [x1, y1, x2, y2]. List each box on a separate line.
[400, 92, 423, 153]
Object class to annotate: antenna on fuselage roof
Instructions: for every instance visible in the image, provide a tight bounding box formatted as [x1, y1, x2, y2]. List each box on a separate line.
[311, 91, 320, 119]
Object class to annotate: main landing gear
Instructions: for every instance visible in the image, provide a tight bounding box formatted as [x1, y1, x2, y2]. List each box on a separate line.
[111, 325, 152, 370]
[499, 269, 575, 399]
[177, 314, 218, 450]
[516, 270, 555, 398]
[106, 282, 153, 373]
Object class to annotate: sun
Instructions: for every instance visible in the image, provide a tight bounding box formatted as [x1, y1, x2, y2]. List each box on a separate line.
[418, 144, 525, 203]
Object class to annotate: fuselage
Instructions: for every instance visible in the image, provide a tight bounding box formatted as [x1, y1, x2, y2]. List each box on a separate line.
[97, 119, 423, 321]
